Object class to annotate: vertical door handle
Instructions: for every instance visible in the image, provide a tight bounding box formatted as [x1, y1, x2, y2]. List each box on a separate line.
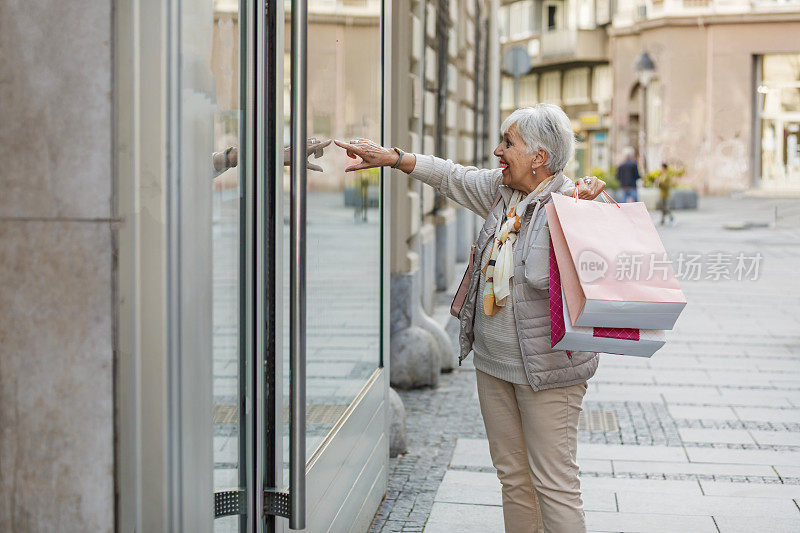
[289, 0, 307, 527]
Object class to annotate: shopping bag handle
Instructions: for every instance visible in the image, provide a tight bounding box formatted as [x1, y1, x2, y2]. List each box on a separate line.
[573, 186, 621, 208]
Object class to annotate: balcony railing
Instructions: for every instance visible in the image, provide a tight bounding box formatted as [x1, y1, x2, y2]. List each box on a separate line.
[531, 28, 608, 66]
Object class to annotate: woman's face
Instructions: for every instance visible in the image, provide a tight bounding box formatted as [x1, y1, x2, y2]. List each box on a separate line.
[493, 123, 543, 190]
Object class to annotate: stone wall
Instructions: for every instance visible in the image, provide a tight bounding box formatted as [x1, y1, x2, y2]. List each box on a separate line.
[389, 0, 498, 388]
[0, 0, 115, 530]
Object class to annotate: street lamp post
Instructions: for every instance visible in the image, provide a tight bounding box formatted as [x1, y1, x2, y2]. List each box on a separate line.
[634, 51, 656, 174]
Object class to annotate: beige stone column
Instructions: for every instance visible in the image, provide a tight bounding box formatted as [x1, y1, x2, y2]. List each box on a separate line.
[0, 1, 115, 530]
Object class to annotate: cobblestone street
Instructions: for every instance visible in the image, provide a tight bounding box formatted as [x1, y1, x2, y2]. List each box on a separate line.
[370, 195, 800, 532]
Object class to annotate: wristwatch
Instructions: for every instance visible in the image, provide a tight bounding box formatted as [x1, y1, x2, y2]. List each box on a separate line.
[391, 147, 405, 169]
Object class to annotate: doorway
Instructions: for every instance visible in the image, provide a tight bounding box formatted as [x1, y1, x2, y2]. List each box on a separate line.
[198, 0, 390, 530]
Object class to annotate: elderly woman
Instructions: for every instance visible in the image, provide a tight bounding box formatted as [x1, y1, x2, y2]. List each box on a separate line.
[336, 104, 604, 533]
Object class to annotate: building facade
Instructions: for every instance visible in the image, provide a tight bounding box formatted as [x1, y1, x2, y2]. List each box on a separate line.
[0, 0, 498, 532]
[498, 0, 614, 178]
[610, 0, 800, 194]
[388, 0, 500, 391]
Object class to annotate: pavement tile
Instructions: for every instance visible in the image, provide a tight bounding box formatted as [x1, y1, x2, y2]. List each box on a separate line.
[598, 355, 653, 368]
[585, 511, 718, 533]
[750, 429, 800, 446]
[433, 471, 501, 506]
[648, 356, 707, 369]
[708, 371, 794, 387]
[666, 388, 797, 407]
[594, 383, 709, 396]
[579, 459, 614, 474]
[578, 444, 688, 463]
[213, 435, 238, 464]
[755, 360, 800, 372]
[450, 438, 491, 468]
[584, 390, 665, 403]
[678, 428, 756, 444]
[423, 502, 504, 533]
[713, 516, 800, 533]
[734, 406, 800, 423]
[582, 477, 702, 495]
[433, 470, 617, 512]
[687, 447, 800, 466]
[611, 460, 776, 478]
[213, 468, 238, 491]
[770, 378, 800, 387]
[717, 389, 800, 407]
[615, 490, 800, 517]
[652, 370, 713, 385]
[667, 405, 738, 420]
[699, 480, 800, 499]
[774, 465, 800, 478]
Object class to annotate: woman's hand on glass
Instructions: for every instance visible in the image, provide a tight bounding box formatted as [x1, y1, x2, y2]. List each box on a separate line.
[573, 175, 606, 200]
[333, 138, 397, 172]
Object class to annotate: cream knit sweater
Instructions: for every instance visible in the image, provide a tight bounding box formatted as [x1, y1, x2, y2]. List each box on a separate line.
[408, 154, 554, 384]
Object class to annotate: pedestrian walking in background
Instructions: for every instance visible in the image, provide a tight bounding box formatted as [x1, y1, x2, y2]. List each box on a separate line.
[616, 147, 641, 203]
[335, 103, 606, 533]
[656, 162, 676, 226]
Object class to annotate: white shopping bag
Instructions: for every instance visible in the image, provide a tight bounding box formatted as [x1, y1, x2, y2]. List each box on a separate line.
[550, 238, 666, 357]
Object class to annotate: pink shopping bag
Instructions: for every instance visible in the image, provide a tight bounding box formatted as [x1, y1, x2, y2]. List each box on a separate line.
[549, 239, 666, 357]
[546, 192, 686, 330]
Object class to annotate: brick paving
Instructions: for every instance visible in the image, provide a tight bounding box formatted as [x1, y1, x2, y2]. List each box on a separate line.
[368, 369, 487, 532]
[371, 195, 800, 532]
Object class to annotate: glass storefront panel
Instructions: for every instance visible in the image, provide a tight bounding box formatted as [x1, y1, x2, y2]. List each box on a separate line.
[757, 54, 800, 188]
[178, 0, 247, 530]
[761, 118, 800, 185]
[281, 0, 383, 476]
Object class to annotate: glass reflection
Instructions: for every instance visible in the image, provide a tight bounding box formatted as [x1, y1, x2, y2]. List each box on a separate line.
[281, 0, 382, 474]
[186, 0, 245, 531]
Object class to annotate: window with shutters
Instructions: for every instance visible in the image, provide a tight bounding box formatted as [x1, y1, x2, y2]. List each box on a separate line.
[540, 71, 561, 104]
[563, 68, 589, 105]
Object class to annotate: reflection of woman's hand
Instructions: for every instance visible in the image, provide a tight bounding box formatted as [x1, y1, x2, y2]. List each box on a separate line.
[213, 146, 238, 172]
[572, 176, 606, 200]
[283, 138, 332, 172]
[333, 138, 397, 172]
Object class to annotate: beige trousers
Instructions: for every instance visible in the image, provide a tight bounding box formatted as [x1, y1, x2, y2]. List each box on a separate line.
[475, 368, 588, 533]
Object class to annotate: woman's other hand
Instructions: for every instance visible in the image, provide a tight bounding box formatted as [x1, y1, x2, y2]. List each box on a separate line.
[334, 138, 397, 172]
[574, 175, 606, 200]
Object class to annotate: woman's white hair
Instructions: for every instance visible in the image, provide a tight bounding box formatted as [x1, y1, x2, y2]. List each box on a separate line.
[500, 104, 575, 174]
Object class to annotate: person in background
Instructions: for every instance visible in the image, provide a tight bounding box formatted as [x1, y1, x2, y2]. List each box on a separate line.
[656, 162, 676, 226]
[616, 147, 641, 203]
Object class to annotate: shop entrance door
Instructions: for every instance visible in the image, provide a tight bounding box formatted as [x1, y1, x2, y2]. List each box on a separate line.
[206, 0, 388, 530]
[756, 54, 800, 190]
[264, 0, 389, 530]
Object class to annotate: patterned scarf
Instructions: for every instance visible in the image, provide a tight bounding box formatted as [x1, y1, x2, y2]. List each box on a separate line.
[481, 176, 556, 316]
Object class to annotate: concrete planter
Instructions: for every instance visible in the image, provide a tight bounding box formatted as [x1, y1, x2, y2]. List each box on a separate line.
[609, 188, 698, 210]
[639, 187, 661, 210]
[668, 188, 699, 209]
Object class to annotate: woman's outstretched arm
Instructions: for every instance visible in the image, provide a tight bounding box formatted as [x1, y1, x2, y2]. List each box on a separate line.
[334, 138, 502, 218]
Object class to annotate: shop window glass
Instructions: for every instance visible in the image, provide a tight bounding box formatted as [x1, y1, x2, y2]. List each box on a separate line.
[281, 0, 383, 476]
